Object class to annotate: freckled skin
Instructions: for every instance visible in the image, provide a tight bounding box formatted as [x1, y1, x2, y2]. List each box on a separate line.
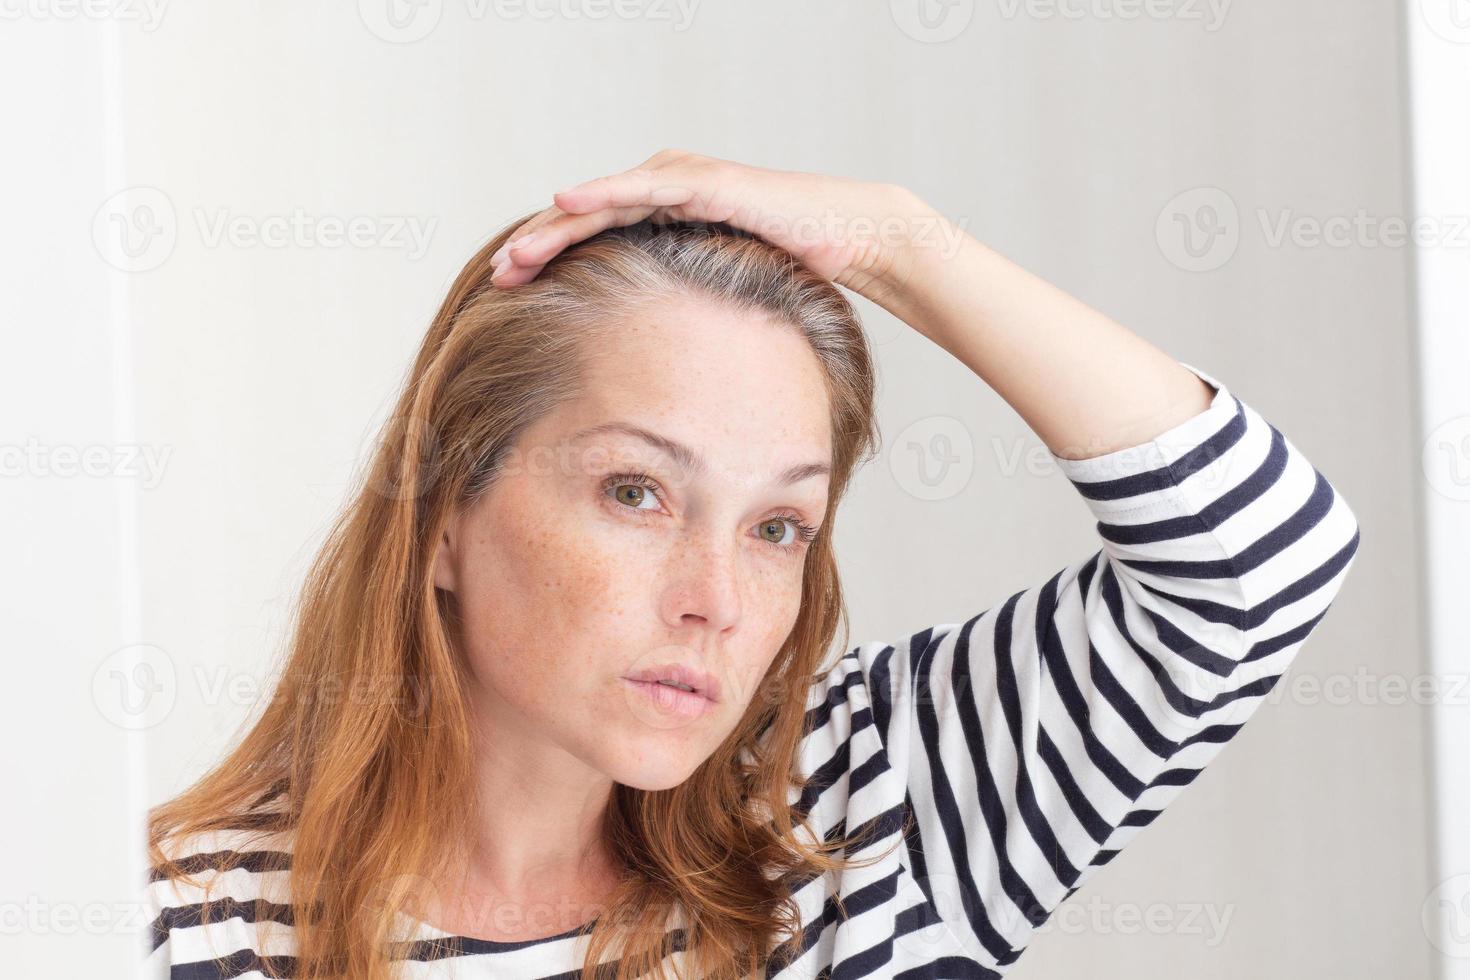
[433, 294, 834, 794]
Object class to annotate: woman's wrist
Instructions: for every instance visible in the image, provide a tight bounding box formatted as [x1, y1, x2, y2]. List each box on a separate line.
[850, 187, 970, 327]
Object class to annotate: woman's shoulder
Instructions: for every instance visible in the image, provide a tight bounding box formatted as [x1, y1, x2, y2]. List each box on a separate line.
[144, 803, 301, 975]
[146, 807, 297, 926]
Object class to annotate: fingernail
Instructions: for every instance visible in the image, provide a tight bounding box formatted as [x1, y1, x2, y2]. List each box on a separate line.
[491, 259, 511, 279]
[509, 232, 536, 251]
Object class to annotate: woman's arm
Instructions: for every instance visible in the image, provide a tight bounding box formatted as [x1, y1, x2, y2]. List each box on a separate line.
[872, 211, 1217, 461]
[797, 358, 1360, 969]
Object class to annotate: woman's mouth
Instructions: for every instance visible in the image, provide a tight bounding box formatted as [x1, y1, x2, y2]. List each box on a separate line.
[621, 677, 715, 720]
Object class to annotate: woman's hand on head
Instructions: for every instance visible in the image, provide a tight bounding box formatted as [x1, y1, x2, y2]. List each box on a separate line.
[487, 148, 947, 308]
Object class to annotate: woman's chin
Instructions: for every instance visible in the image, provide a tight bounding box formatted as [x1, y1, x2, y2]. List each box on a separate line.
[600, 742, 707, 793]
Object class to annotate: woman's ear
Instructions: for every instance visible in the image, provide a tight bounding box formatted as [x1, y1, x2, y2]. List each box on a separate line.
[432, 517, 458, 594]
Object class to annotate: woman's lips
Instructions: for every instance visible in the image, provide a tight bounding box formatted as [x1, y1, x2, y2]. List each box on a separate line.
[621, 663, 722, 703]
[621, 678, 716, 720]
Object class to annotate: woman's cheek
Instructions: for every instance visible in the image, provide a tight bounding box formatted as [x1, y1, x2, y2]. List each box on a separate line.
[737, 563, 805, 681]
[755, 550, 806, 611]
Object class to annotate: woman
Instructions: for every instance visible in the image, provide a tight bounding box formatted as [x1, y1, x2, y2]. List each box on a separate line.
[144, 149, 1362, 979]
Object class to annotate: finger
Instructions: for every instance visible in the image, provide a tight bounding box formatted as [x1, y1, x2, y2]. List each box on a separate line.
[552, 168, 698, 215]
[489, 195, 629, 267]
[491, 204, 658, 287]
[489, 207, 561, 268]
[501, 204, 656, 267]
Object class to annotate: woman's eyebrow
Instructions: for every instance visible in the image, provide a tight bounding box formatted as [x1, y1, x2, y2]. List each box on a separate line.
[569, 421, 830, 486]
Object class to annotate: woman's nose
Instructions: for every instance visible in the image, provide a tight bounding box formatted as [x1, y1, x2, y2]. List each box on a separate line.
[660, 533, 745, 632]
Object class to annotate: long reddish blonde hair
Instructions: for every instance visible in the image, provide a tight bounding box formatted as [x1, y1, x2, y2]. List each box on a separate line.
[148, 213, 904, 979]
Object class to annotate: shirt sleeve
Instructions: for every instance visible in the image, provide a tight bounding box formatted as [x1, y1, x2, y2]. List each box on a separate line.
[141, 875, 175, 980]
[836, 360, 1362, 972]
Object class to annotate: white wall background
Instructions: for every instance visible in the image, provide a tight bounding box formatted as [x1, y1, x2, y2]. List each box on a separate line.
[1405, 0, 1470, 976]
[3, 2, 1462, 977]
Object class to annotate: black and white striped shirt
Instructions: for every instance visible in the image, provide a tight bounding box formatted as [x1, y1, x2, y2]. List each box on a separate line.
[144, 361, 1362, 978]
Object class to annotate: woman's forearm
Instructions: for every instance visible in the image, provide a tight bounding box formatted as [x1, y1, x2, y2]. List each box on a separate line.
[877, 192, 1216, 462]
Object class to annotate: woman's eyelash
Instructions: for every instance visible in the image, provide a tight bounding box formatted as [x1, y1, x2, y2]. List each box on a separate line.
[765, 511, 820, 546]
[600, 471, 665, 514]
[600, 471, 819, 552]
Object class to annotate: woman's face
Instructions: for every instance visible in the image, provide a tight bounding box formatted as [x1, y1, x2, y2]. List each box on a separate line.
[433, 294, 835, 792]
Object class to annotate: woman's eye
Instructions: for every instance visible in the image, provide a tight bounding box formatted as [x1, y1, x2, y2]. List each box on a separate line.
[756, 518, 795, 547]
[607, 479, 660, 511]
